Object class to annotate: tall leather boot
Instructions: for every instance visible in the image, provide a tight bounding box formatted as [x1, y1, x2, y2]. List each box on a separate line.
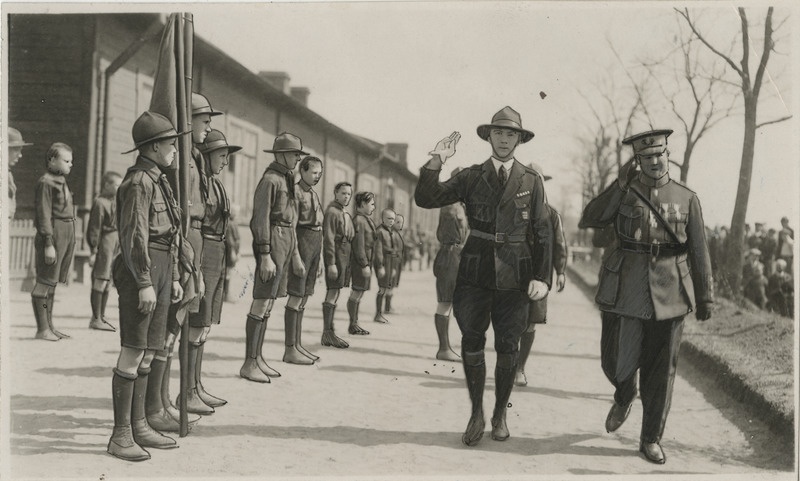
[320, 302, 349, 348]
[284, 307, 314, 364]
[162, 354, 201, 426]
[347, 298, 369, 335]
[90, 290, 115, 331]
[32, 295, 59, 341]
[183, 343, 214, 415]
[385, 295, 393, 313]
[131, 367, 177, 449]
[434, 314, 460, 361]
[516, 330, 536, 386]
[373, 293, 389, 323]
[491, 353, 517, 442]
[47, 292, 70, 339]
[108, 369, 150, 461]
[462, 349, 486, 446]
[196, 342, 227, 407]
[256, 315, 281, 377]
[295, 308, 319, 361]
[240, 315, 270, 383]
[145, 356, 181, 433]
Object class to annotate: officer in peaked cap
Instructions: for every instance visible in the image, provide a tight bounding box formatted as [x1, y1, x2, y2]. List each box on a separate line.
[415, 106, 553, 447]
[579, 129, 713, 465]
[108, 111, 190, 461]
[8, 127, 33, 220]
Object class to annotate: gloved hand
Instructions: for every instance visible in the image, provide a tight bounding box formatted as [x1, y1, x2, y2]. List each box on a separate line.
[617, 158, 639, 190]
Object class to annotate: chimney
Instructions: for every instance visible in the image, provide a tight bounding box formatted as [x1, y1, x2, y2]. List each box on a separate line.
[386, 143, 408, 167]
[258, 71, 291, 94]
[290, 87, 310, 107]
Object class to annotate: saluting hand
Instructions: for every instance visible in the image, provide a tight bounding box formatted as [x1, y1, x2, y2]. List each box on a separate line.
[259, 254, 277, 283]
[138, 286, 157, 314]
[44, 245, 57, 265]
[171, 281, 184, 304]
[617, 158, 639, 189]
[428, 131, 461, 165]
[528, 280, 549, 301]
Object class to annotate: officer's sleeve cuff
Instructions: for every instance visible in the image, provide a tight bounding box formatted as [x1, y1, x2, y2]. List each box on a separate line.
[255, 243, 271, 255]
[43, 236, 54, 248]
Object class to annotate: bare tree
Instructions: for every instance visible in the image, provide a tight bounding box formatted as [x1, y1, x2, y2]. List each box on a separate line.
[677, 7, 792, 296]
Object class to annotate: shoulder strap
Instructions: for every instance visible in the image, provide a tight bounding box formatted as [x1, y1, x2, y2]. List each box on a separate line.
[628, 185, 682, 244]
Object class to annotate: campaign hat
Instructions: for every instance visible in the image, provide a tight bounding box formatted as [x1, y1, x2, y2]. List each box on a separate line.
[263, 132, 309, 154]
[200, 129, 242, 155]
[192, 92, 224, 117]
[123, 111, 189, 154]
[8, 127, 33, 147]
[477, 106, 535, 144]
[622, 129, 673, 156]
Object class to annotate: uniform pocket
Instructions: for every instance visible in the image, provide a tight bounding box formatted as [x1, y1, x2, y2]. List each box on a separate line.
[468, 202, 492, 223]
[152, 201, 169, 226]
[458, 253, 480, 284]
[617, 203, 643, 241]
[513, 199, 530, 226]
[595, 249, 624, 306]
[516, 256, 533, 284]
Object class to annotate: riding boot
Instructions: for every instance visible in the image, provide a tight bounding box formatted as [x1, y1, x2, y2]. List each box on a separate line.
[373, 293, 389, 323]
[434, 314, 460, 361]
[321, 302, 349, 348]
[32, 295, 59, 341]
[184, 342, 214, 414]
[491, 354, 517, 441]
[347, 298, 369, 335]
[145, 356, 182, 433]
[283, 307, 314, 364]
[161, 353, 201, 426]
[256, 315, 281, 377]
[462, 349, 486, 446]
[47, 292, 70, 339]
[195, 342, 227, 407]
[108, 369, 150, 461]
[516, 330, 536, 387]
[240, 314, 270, 383]
[295, 308, 319, 361]
[90, 290, 115, 331]
[131, 368, 177, 449]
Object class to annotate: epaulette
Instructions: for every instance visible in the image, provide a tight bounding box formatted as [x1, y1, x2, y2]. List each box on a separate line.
[129, 170, 147, 186]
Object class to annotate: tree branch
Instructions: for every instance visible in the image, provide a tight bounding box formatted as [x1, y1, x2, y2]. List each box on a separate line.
[676, 7, 744, 78]
[755, 115, 791, 129]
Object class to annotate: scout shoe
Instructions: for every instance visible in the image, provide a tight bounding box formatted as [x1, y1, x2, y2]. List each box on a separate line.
[131, 418, 178, 449]
[491, 412, 510, 441]
[514, 370, 528, 387]
[605, 401, 632, 433]
[108, 425, 150, 461]
[639, 441, 666, 464]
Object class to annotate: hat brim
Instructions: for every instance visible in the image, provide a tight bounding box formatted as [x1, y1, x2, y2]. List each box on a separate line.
[263, 148, 309, 155]
[122, 130, 191, 154]
[201, 144, 243, 155]
[621, 129, 673, 145]
[477, 124, 535, 143]
[192, 109, 224, 118]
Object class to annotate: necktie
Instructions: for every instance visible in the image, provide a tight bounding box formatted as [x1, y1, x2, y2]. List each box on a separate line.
[499, 165, 507, 186]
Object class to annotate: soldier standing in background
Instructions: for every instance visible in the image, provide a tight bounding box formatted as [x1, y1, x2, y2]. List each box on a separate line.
[321, 182, 355, 349]
[777, 216, 794, 274]
[372, 207, 396, 324]
[86, 171, 122, 332]
[31, 143, 77, 341]
[7, 127, 33, 220]
[579, 129, 713, 465]
[347, 192, 378, 334]
[284, 156, 325, 364]
[431, 167, 468, 361]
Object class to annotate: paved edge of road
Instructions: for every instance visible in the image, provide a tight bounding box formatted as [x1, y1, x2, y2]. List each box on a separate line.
[565, 263, 795, 443]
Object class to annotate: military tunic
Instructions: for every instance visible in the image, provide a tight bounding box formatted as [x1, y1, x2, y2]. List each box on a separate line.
[434, 202, 469, 302]
[34, 172, 76, 286]
[113, 156, 180, 350]
[351, 213, 377, 291]
[528, 204, 567, 325]
[323, 201, 355, 289]
[250, 161, 297, 299]
[288, 179, 324, 297]
[87, 195, 119, 281]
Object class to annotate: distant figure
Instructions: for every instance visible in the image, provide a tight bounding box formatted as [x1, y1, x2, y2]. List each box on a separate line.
[767, 259, 792, 317]
[741, 248, 763, 295]
[777, 216, 794, 274]
[760, 228, 777, 277]
[391, 214, 406, 298]
[86, 170, 122, 332]
[31, 143, 76, 341]
[7, 127, 33, 220]
[743, 262, 767, 309]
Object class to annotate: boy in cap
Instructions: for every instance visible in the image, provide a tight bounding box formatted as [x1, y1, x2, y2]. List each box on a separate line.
[31, 142, 77, 341]
[579, 129, 713, 464]
[240, 132, 306, 382]
[415, 106, 553, 447]
[321, 181, 355, 349]
[8, 127, 33, 220]
[86, 170, 123, 331]
[108, 111, 187, 461]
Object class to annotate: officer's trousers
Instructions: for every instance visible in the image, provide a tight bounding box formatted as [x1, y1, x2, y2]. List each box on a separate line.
[452, 284, 528, 356]
[600, 311, 684, 443]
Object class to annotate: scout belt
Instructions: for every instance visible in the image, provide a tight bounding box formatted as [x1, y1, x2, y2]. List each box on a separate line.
[271, 221, 292, 228]
[619, 239, 686, 257]
[298, 225, 322, 231]
[190, 219, 203, 229]
[470, 229, 526, 244]
[202, 232, 225, 242]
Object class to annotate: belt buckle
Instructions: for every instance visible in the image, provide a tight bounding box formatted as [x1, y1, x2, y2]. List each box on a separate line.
[650, 243, 660, 257]
[494, 232, 506, 243]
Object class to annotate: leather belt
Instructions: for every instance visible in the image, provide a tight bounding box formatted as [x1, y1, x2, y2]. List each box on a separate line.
[619, 240, 686, 257]
[470, 230, 526, 243]
[148, 241, 172, 252]
[271, 221, 292, 228]
[298, 225, 322, 231]
[190, 219, 203, 229]
[54, 217, 75, 222]
[202, 233, 225, 242]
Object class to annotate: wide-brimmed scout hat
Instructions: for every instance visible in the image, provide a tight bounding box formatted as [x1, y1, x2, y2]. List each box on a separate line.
[122, 111, 189, 154]
[8, 127, 33, 147]
[192, 93, 224, 117]
[200, 129, 242, 155]
[622, 129, 673, 156]
[263, 132, 309, 154]
[529, 162, 552, 181]
[477, 106, 535, 144]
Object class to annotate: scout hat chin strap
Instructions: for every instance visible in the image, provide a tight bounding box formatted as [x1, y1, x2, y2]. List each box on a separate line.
[628, 185, 682, 245]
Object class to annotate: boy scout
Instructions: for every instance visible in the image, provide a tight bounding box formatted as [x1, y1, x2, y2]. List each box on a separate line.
[186, 130, 241, 411]
[515, 165, 567, 386]
[431, 168, 469, 361]
[87, 171, 122, 332]
[108, 111, 186, 461]
[8, 127, 33, 220]
[31, 143, 76, 341]
[240, 132, 306, 383]
[285, 156, 325, 364]
[321, 182, 355, 349]
[372, 207, 396, 323]
[579, 129, 713, 464]
[391, 214, 406, 294]
[348, 192, 378, 335]
[415, 106, 553, 447]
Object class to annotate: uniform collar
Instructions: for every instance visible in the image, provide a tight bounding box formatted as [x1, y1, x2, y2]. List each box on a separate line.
[637, 172, 670, 188]
[298, 178, 314, 192]
[491, 156, 515, 173]
[43, 171, 66, 184]
[268, 161, 292, 175]
[329, 200, 346, 211]
[135, 155, 166, 180]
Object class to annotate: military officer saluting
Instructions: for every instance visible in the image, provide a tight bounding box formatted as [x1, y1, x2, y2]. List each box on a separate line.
[415, 106, 553, 447]
[579, 129, 713, 465]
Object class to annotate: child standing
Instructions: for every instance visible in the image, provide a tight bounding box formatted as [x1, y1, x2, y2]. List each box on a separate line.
[86, 171, 122, 331]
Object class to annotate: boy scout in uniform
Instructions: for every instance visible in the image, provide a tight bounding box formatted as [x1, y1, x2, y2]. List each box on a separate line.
[186, 130, 241, 411]
[8, 127, 33, 220]
[108, 111, 187, 461]
[372, 207, 396, 324]
[515, 164, 567, 386]
[321, 181, 355, 348]
[431, 168, 469, 361]
[348, 192, 378, 335]
[87, 171, 123, 332]
[31, 143, 76, 341]
[285, 156, 325, 364]
[415, 107, 553, 447]
[579, 129, 713, 464]
[240, 132, 306, 383]
[391, 214, 406, 295]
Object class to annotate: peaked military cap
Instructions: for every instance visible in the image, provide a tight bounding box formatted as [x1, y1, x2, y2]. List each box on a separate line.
[192, 92, 224, 117]
[200, 129, 242, 155]
[123, 111, 189, 154]
[263, 132, 309, 155]
[477, 106, 535, 144]
[8, 127, 33, 147]
[622, 129, 673, 156]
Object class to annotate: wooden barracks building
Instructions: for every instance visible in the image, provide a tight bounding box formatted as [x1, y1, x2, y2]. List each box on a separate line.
[7, 13, 437, 281]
